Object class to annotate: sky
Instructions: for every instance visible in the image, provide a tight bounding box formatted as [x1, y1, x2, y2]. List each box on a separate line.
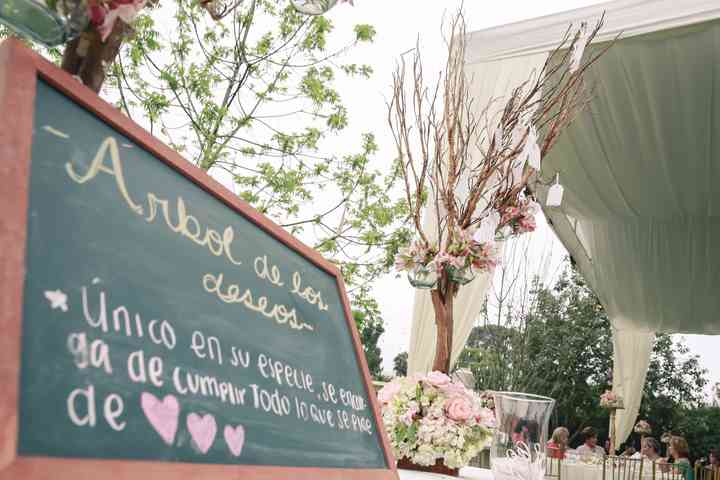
[318, 0, 720, 398]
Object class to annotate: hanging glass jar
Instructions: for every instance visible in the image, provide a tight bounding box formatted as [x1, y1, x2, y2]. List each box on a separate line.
[494, 225, 514, 242]
[407, 264, 438, 289]
[448, 265, 475, 285]
[290, 0, 338, 15]
[0, 0, 88, 46]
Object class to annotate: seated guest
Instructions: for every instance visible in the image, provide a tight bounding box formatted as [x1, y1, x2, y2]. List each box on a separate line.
[638, 437, 661, 461]
[709, 449, 719, 470]
[512, 420, 529, 445]
[697, 448, 720, 472]
[622, 447, 637, 457]
[659, 436, 694, 480]
[547, 427, 570, 459]
[576, 427, 606, 457]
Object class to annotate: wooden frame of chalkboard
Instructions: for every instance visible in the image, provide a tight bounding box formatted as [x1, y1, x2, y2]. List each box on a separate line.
[0, 38, 398, 480]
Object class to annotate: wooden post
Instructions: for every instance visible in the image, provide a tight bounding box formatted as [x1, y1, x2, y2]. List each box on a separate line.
[430, 273, 457, 373]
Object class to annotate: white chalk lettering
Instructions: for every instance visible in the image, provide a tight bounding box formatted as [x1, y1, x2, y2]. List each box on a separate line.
[66, 332, 112, 374]
[67, 385, 96, 427]
[171, 367, 246, 406]
[254, 255, 284, 287]
[257, 353, 314, 393]
[249, 384, 291, 417]
[203, 272, 314, 332]
[190, 331, 223, 365]
[230, 346, 250, 368]
[104, 393, 126, 431]
[291, 271, 329, 312]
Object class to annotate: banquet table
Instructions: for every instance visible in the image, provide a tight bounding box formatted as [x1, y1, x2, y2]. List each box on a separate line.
[398, 467, 495, 480]
[562, 460, 656, 480]
[398, 460, 660, 480]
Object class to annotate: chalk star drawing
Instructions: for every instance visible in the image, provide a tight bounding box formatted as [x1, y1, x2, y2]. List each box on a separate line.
[44, 289, 68, 312]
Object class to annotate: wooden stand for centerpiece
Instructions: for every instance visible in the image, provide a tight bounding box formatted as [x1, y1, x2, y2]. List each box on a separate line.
[397, 458, 459, 477]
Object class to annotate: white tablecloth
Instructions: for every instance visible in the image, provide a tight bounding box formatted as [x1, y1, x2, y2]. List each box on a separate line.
[562, 462, 606, 480]
[562, 461, 655, 480]
[399, 467, 494, 480]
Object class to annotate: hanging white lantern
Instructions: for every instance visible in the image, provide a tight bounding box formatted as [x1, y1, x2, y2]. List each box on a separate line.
[546, 173, 564, 207]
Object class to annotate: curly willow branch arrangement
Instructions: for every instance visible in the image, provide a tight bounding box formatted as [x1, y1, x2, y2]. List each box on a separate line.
[388, 8, 613, 372]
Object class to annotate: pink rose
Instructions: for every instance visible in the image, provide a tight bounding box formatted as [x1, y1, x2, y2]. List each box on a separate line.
[378, 381, 401, 404]
[425, 371, 451, 388]
[441, 382, 469, 397]
[446, 396, 473, 422]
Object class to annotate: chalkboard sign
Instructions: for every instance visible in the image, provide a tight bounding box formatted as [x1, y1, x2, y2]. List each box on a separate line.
[0, 39, 396, 480]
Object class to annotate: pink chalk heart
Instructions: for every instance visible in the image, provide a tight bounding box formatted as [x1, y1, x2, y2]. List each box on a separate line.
[187, 413, 217, 455]
[141, 392, 180, 446]
[224, 424, 245, 457]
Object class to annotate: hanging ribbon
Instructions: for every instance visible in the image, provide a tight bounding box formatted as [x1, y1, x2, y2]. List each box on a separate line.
[570, 23, 588, 73]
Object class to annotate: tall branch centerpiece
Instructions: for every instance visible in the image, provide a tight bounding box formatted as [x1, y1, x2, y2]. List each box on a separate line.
[389, 9, 611, 374]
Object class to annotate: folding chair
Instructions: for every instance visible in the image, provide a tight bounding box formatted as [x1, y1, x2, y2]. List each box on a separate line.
[603, 455, 645, 480]
[695, 466, 720, 480]
[546, 455, 562, 480]
[655, 461, 691, 480]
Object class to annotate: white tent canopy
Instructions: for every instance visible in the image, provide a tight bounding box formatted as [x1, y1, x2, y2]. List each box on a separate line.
[408, 0, 720, 446]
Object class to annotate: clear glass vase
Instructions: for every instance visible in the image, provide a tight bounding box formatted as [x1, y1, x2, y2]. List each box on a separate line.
[0, 0, 88, 46]
[407, 264, 438, 289]
[490, 392, 556, 480]
[448, 265, 476, 285]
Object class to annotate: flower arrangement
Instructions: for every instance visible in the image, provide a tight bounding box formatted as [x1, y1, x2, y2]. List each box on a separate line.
[394, 227, 500, 278]
[599, 390, 624, 409]
[500, 198, 541, 237]
[394, 240, 438, 272]
[394, 196, 537, 289]
[634, 420, 652, 435]
[378, 372, 495, 469]
[89, 0, 145, 40]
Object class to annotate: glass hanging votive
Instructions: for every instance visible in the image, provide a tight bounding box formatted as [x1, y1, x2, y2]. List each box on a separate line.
[0, 0, 88, 46]
[407, 264, 438, 289]
[448, 265, 475, 285]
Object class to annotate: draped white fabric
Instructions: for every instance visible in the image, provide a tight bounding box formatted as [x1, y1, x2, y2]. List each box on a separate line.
[463, 0, 720, 446]
[407, 53, 548, 374]
[612, 327, 654, 447]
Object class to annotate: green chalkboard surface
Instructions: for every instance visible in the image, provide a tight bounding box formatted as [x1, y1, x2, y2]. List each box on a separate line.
[17, 78, 387, 469]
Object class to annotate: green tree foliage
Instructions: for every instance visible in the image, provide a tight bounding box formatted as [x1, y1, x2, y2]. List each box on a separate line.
[456, 261, 710, 450]
[7, 0, 410, 313]
[3, 0, 409, 386]
[393, 351, 408, 377]
[675, 407, 720, 461]
[353, 308, 384, 381]
[105, 1, 411, 304]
